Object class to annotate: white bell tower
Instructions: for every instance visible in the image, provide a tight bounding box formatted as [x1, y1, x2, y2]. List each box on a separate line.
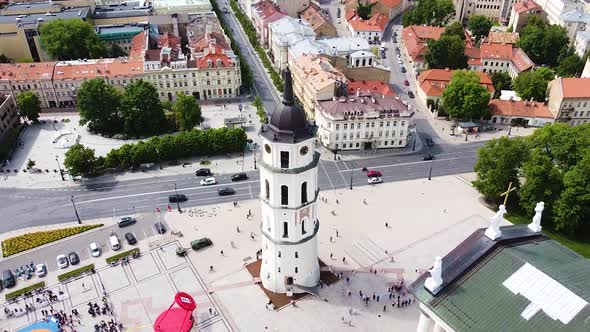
[258, 68, 320, 294]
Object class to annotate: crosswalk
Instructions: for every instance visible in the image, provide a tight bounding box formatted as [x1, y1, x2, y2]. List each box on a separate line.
[418, 132, 446, 145]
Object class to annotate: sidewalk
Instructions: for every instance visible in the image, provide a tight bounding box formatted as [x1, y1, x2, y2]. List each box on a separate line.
[317, 132, 423, 162]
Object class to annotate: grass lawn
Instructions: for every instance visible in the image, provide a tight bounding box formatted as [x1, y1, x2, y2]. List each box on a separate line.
[505, 213, 590, 258]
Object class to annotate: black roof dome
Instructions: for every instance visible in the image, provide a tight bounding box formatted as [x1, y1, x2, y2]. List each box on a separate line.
[268, 67, 309, 137]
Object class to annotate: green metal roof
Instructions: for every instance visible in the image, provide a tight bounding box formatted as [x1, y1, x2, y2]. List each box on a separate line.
[413, 237, 590, 331]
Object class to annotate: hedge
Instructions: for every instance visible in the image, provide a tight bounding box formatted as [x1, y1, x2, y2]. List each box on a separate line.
[5, 281, 45, 301]
[58, 264, 95, 282]
[106, 248, 140, 264]
[1, 224, 103, 257]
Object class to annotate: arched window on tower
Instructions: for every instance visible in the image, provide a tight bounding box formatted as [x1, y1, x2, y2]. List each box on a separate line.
[301, 182, 308, 204]
[280, 151, 289, 168]
[265, 180, 270, 200]
[281, 185, 288, 205]
[282, 221, 288, 238]
[302, 220, 307, 234]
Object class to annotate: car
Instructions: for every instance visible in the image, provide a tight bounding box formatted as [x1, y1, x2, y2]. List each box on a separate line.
[90, 242, 101, 257]
[191, 237, 213, 251]
[231, 173, 248, 181]
[426, 138, 434, 147]
[68, 252, 80, 265]
[2, 270, 15, 288]
[35, 264, 47, 277]
[401, 67, 407, 73]
[118, 216, 137, 228]
[404, 80, 410, 86]
[200, 177, 216, 186]
[56, 254, 69, 269]
[125, 232, 137, 245]
[408, 91, 415, 98]
[422, 154, 435, 161]
[195, 168, 211, 176]
[109, 235, 121, 251]
[218, 187, 235, 196]
[168, 194, 187, 203]
[381, 51, 386, 59]
[367, 170, 382, 178]
[368, 177, 383, 184]
[397, 59, 402, 64]
[154, 222, 167, 234]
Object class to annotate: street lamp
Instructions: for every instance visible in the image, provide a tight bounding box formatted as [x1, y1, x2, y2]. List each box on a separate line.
[174, 183, 182, 213]
[55, 156, 65, 181]
[156, 148, 162, 170]
[253, 151, 257, 170]
[428, 161, 433, 181]
[71, 195, 81, 224]
[349, 162, 354, 190]
[412, 129, 417, 152]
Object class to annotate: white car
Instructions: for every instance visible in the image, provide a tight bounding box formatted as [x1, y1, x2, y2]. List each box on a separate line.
[368, 177, 383, 184]
[200, 177, 216, 186]
[397, 58, 402, 64]
[56, 254, 69, 269]
[35, 264, 47, 277]
[90, 242, 101, 257]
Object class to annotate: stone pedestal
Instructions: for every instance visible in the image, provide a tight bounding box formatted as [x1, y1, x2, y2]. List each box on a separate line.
[416, 312, 434, 332]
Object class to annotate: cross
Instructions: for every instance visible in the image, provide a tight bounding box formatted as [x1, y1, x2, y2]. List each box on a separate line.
[500, 181, 516, 206]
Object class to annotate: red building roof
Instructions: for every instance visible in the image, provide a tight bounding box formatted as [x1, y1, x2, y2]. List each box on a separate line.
[347, 13, 387, 32]
[560, 78, 590, 98]
[402, 26, 445, 62]
[418, 69, 494, 97]
[489, 99, 554, 119]
[347, 80, 396, 97]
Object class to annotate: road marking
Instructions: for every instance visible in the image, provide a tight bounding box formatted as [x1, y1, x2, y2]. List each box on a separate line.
[248, 184, 254, 199]
[341, 156, 474, 172]
[319, 160, 335, 190]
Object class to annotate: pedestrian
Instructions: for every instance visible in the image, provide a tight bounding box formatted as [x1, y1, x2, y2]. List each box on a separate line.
[372, 293, 375, 301]
[363, 198, 367, 205]
[346, 277, 350, 283]
[330, 236, 333, 242]
[231, 241, 235, 248]
[330, 253, 333, 259]
[220, 250, 224, 256]
[385, 222, 389, 228]
[359, 290, 363, 297]
[383, 305, 387, 312]
[236, 226, 240, 233]
[336, 230, 339, 237]
[209, 308, 213, 316]
[342, 257, 346, 263]
[82, 282, 85, 288]
[336, 199, 339, 204]
[210, 265, 214, 272]
[347, 289, 351, 296]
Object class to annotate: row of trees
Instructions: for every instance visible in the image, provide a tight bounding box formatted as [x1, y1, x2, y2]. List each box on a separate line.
[77, 78, 202, 137]
[64, 127, 248, 177]
[402, 0, 455, 27]
[473, 123, 590, 236]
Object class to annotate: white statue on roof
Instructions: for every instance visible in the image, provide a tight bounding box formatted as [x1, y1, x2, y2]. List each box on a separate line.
[528, 201, 544, 233]
[485, 204, 506, 240]
[425, 256, 443, 293]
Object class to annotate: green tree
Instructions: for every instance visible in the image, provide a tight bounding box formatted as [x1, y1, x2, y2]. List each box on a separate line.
[402, 0, 455, 27]
[26, 159, 36, 169]
[472, 137, 528, 203]
[425, 35, 468, 69]
[513, 70, 552, 102]
[490, 72, 512, 99]
[64, 144, 99, 177]
[120, 80, 165, 137]
[519, 149, 563, 221]
[554, 52, 585, 77]
[0, 54, 10, 63]
[517, 18, 569, 66]
[77, 78, 122, 134]
[468, 15, 493, 44]
[16, 91, 41, 122]
[442, 21, 465, 40]
[39, 19, 107, 60]
[442, 70, 491, 119]
[108, 44, 127, 58]
[554, 150, 590, 235]
[356, 0, 374, 20]
[174, 93, 202, 131]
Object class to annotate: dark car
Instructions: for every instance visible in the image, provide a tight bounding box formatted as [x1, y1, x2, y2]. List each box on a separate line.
[118, 216, 137, 228]
[125, 232, 137, 245]
[68, 252, 80, 265]
[401, 67, 406, 73]
[408, 91, 415, 98]
[231, 173, 248, 181]
[168, 194, 187, 203]
[422, 154, 435, 161]
[426, 138, 434, 147]
[154, 222, 167, 234]
[191, 237, 213, 251]
[218, 187, 235, 196]
[2, 270, 15, 289]
[195, 168, 211, 176]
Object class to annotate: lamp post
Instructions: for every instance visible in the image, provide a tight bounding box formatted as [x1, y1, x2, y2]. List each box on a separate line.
[254, 150, 257, 169]
[55, 156, 65, 181]
[349, 162, 354, 190]
[465, 131, 468, 141]
[412, 129, 417, 152]
[156, 148, 162, 170]
[174, 183, 182, 213]
[71, 195, 81, 224]
[428, 161, 433, 181]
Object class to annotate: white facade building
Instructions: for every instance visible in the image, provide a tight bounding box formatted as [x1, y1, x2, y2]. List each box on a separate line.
[536, 0, 586, 24]
[259, 68, 320, 294]
[560, 9, 590, 41]
[575, 30, 590, 56]
[268, 16, 316, 70]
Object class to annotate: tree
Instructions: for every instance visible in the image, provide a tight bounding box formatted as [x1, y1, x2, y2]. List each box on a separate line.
[108, 44, 127, 58]
[442, 70, 491, 119]
[402, 0, 455, 27]
[554, 51, 585, 78]
[77, 78, 122, 134]
[16, 91, 41, 122]
[120, 80, 165, 137]
[0, 54, 10, 63]
[472, 137, 528, 203]
[64, 144, 99, 177]
[468, 15, 493, 44]
[490, 72, 512, 99]
[26, 159, 36, 169]
[39, 19, 107, 60]
[513, 70, 552, 101]
[356, 0, 374, 20]
[517, 18, 569, 67]
[554, 150, 590, 235]
[174, 93, 202, 131]
[442, 22, 465, 40]
[425, 35, 468, 69]
[519, 149, 562, 221]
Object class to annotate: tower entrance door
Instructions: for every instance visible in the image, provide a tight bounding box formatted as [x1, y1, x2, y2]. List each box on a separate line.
[286, 277, 294, 285]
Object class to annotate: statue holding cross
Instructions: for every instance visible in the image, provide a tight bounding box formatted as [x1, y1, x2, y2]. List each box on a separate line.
[500, 181, 516, 207]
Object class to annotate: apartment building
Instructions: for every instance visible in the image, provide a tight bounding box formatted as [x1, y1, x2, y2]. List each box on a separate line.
[300, 4, 336, 38]
[559, 9, 590, 41]
[509, 0, 546, 32]
[478, 42, 534, 78]
[454, 0, 516, 22]
[346, 12, 387, 44]
[95, 23, 148, 54]
[0, 94, 19, 143]
[536, 0, 586, 25]
[268, 16, 316, 70]
[316, 93, 413, 151]
[488, 99, 555, 126]
[369, 0, 403, 21]
[273, 0, 310, 17]
[582, 57, 590, 77]
[252, 0, 286, 48]
[574, 30, 590, 56]
[401, 25, 446, 75]
[417, 69, 494, 105]
[547, 77, 590, 125]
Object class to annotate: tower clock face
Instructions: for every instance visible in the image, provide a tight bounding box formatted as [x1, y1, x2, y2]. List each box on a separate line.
[300, 146, 309, 155]
[265, 144, 271, 153]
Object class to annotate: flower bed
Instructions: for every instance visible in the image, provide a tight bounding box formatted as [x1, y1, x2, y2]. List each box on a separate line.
[5, 281, 45, 301]
[105, 248, 140, 264]
[57, 264, 95, 282]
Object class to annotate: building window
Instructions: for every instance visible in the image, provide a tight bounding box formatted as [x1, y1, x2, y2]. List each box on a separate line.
[295, 267, 298, 273]
[301, 182, 308, 204]
[295, 251, 299, 258]
[280, 151, 289, 168]
[265, 180, 270, 199]
[278, 251, 281, 257]
[344, 124, 348, 130]
[283, 222, 288, 238]
[302, 220, 306, 234]
[336, 124, 340, 130]
[281, 185, 288, 205]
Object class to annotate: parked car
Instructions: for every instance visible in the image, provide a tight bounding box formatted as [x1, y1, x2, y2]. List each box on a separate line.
[68, 252, 80, 265]
[56, 254, 69, 269]
[35, 264, 47, 277]
[118, 216, 137, 228]
[404, 80, 410, 86]
[191, 237, 213, 251]
[368, 177, 383, 184]
[426, 138, 434, 147]
[2, 270, 15, 289]
[109, 235, 121, 251]
[422, 154, 435, 161]
[195, 168, 211, 176]
[397, 58, 402, 64]
[408, 91, 415, 98]
[231, 173, 248, 181]
[125, 232, 137, 245]
[168, 194, 187, 203]
[401, 67, 407, 73]
[200, 177, 216, 186]
[154, 222, 167, 234]
[367, 170, 382, 178]
[90, 242, 101, 257]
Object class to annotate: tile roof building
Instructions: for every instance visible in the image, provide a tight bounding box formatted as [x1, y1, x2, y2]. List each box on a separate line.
[346, 12, 388, 44]
[369, 0, 403, 21]
[483, 31, 520, 44]
[300, 4, 337, 38]
[95, 23, 149, 54]
[488, 99, 555, 127]
[252, 0, 287, 47]
[509, 0, 545, 32]
[547, 77, 590, 126]
[477, 42, 535, 78]
[347, 80, 396, 97]
[417, 69, 494, 103]
[401, 25, 446, 72]
[574, 30, 590, 57]
[0, 94, 19, 145]
[268, 16, 316, 70]
[274, 0, 310, 17]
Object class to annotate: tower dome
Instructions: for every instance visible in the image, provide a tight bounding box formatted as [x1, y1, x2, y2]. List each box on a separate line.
[268, 67, 309, 137]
